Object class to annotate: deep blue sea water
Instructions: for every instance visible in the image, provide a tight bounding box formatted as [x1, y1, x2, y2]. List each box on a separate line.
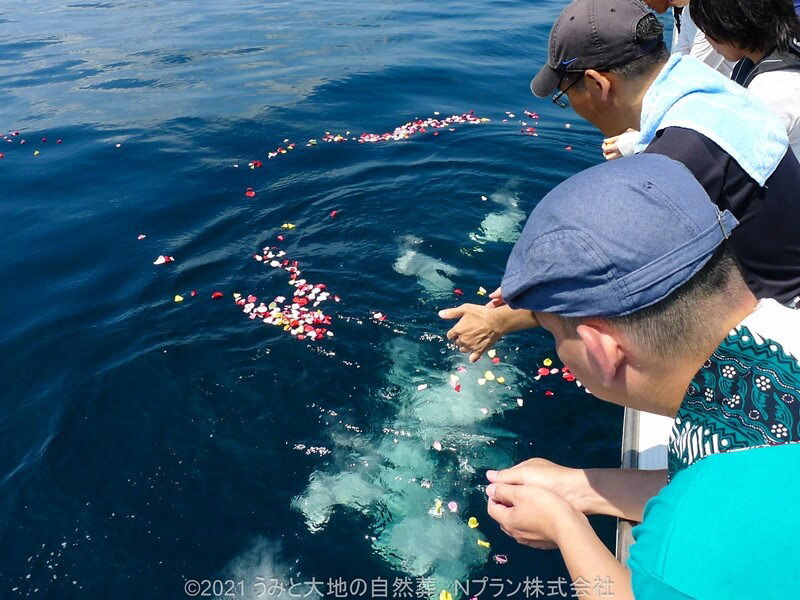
[0, 1, 627, 598]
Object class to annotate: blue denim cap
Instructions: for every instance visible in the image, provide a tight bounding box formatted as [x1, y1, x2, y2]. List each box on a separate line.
[501, 154, 738, 317]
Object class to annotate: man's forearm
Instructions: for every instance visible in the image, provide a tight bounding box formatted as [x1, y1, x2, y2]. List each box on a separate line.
[555, 512, 634, 600]
[578, 468, 667, 522]
[496, 304, 539, 334]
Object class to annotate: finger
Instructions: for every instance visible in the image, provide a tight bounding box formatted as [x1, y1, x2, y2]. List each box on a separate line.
[486, 497, 511, 523]
[487, 467, 527, 485]
[489, 287, 502, 299]
[439, 306, 465, 320]
[446, 327, 459, 341]
[487, 483, 517, 507]
[468, 351, 482, 363]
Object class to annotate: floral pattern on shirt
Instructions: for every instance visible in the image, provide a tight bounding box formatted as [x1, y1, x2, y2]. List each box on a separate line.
[668, 324, 800, 478]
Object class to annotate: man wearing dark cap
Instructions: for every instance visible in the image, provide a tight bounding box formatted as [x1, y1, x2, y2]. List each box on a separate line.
[484, 154, 800, 599]
[441, 0, 800, 362]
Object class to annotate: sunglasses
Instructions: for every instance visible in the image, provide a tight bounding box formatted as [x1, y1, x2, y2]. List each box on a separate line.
[552, 72, 585, 109]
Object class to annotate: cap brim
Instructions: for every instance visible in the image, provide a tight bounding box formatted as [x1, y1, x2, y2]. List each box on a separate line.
[530, 65, 560, 98]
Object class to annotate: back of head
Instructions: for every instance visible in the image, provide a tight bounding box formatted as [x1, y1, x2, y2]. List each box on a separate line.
[562, 244, 747, 359]
[691, 0, 800, 54]
[531, 0, 670, 97]
[605, 9, 670, 83]
[502, 154, 748, 357]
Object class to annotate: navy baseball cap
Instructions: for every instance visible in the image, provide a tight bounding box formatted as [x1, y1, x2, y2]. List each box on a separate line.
[501, 154, 738, 317]
[531, 0, 663, 97]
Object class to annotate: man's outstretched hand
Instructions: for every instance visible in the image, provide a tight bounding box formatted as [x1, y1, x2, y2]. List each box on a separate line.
[438, 303, 540, 362]
[439, 303, 505, 362]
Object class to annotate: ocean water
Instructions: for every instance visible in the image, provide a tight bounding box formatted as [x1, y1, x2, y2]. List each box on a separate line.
[0, 1, 623, 598]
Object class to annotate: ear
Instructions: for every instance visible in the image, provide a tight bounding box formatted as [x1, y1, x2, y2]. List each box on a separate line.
[583, 69, 612, 102]
[576, 322, 625, 388]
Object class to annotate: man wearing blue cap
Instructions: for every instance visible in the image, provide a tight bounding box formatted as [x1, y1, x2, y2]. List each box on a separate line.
[484, 154, 800, 599]
[441, 0, 800, 361]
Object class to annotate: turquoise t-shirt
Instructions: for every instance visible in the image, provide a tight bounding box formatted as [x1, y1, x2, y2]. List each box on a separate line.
[629, 443, 800, 599]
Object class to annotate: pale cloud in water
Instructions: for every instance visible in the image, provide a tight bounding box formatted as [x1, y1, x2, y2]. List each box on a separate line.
[293, 336, 523, 593]
[393, 235, 460, 298]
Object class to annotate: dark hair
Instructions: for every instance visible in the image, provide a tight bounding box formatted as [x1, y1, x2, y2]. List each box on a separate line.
[571, 13, 669, 88]
[558, 244, 747, 359]
[691, 0, 800, 54]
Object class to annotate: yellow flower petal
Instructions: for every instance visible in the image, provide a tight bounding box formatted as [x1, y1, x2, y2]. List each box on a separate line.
[468, 517, 479, 529]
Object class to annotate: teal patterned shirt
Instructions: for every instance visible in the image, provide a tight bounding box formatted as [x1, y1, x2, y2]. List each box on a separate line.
[668, 299, 800, 478]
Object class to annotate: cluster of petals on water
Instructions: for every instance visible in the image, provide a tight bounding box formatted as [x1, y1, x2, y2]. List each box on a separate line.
[240, 244, 340, 341]
[321, 111, 489, 144]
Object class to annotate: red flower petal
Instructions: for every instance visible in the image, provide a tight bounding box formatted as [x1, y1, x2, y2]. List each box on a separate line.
[211, 291, 224, 299]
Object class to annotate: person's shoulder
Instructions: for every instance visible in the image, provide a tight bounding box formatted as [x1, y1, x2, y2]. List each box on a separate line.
[739, 298, 800, 361]
[631, 444, 800, 599]
[645, 126, 716, 155]
[749, 71, 800, 127]
[644, 127, 729, 180]
[749, 70, 800, 103]
[749, 69, 800, 90]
